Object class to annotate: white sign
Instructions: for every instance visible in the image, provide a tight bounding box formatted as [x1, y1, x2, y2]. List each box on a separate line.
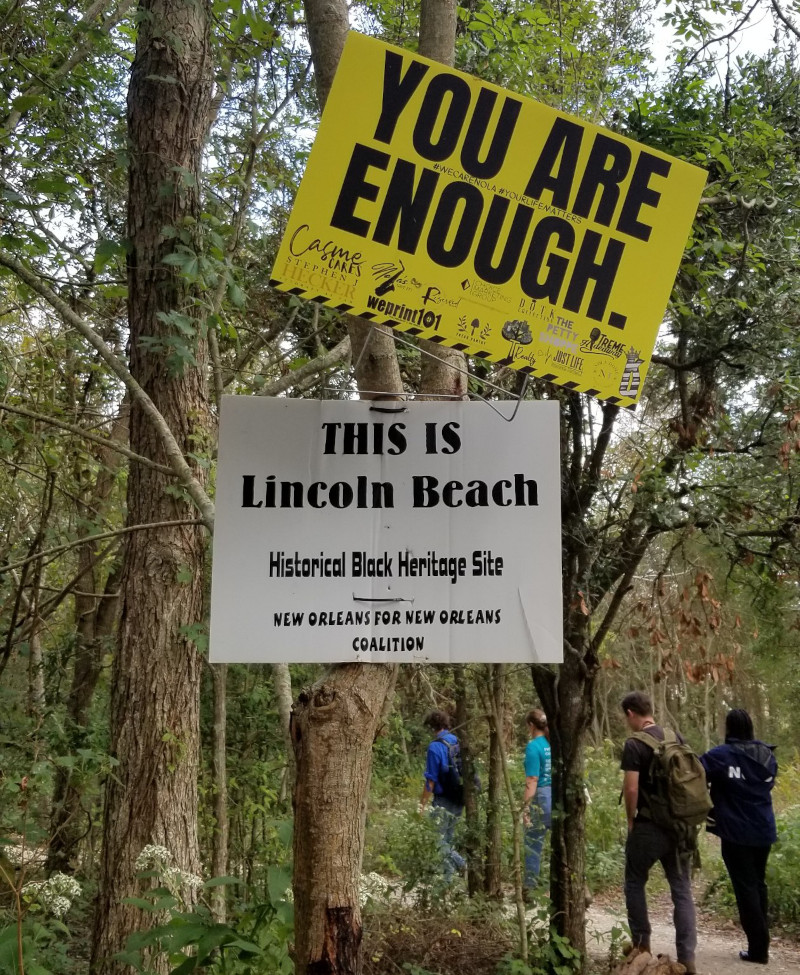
[209, 398, 563, 663]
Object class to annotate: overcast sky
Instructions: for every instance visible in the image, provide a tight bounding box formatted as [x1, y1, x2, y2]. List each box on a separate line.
[650, 3, 779, 74]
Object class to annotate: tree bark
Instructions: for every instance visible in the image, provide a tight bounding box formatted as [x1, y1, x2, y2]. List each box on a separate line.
[483, 664, 504, 899]
[294, 3, 406, 973]
[291, 665, 397, 975]
[533, 646, 593, 959]
[90, 0, 212, 968]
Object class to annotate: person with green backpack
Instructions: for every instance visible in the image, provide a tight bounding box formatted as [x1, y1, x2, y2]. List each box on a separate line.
[620, 691, 711, 974]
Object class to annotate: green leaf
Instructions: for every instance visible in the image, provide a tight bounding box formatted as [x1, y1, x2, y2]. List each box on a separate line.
[226, 938, 262, 954]
[95, 239, 123, 272]
[276, 819, 293, 848]
[227, 281, 246, 308]
[113, 948, 146, 970]
[101, 284, 128, 298]
[170, 957, 199, 975]
[267, 865, 291, 907]
[12, 94, 51, 112]
[122, 894, 177, 912]
[29, 175, 72, 195]
[202, 875, 243, 888]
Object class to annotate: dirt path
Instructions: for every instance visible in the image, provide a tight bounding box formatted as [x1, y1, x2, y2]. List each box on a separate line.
[586, 893, 800, 975]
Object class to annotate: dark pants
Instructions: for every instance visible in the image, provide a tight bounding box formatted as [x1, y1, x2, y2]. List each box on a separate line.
[624, 820, 697, 966]
[721, 839, 771, 961]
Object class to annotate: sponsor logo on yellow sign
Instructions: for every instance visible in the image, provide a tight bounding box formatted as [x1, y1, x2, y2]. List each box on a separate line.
[269, 32, 707, 406]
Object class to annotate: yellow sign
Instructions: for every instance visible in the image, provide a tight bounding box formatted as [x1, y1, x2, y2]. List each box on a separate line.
[270, 33, 707, 406]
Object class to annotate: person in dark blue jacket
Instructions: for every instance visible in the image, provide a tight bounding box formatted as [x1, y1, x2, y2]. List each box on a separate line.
[700, 709, 778, 966]
[418, 709, 466, 882]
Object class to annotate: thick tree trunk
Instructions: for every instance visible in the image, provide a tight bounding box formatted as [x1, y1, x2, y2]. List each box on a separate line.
[294, 4, 458, 972]
[291, 665, 397, 975]
[295, 4, 406, 973]
[90, 0, 212, 969]
[533, 644, 594, 960]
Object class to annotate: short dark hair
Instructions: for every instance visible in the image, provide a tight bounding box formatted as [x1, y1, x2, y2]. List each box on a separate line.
[424, 709, 451, 732]
[526, 708, 548, 731]
[621, 691, 653, 717]
[725, 708, 754, 741]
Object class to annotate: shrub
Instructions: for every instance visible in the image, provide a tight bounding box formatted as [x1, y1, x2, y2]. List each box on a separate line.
[584, 743, 626, 894]
[365, 802, 456, 903]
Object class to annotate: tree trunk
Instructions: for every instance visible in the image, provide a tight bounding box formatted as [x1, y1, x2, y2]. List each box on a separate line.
[293, 2, 459, 970]
[483, 665, 504, 900]
[48, 560, 121, 875]
[416, 0, 468, 403]
[272, 662, 294, 803]
[49, 411, 126, 876]
[533, 643, 594, 959]
[210, 663, 229, 921]
[90, 0, 212, 968]
[291, 665, 397, 975]
[294, 2, 407, 972]
[453, 664, 482, 894]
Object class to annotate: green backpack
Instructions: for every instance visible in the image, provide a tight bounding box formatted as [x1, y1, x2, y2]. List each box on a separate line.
[633, 729, 713, 856]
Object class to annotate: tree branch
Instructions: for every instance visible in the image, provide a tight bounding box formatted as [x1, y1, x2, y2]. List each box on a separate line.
[684, 0, 762, 67]
[0, 250, 215, 530]
[2, 0, 137, 137]
[0, 403, 174, 475]
[770, 0, 800, 40]
[258, 335, 351, 397]
[0, 520, 204, 577]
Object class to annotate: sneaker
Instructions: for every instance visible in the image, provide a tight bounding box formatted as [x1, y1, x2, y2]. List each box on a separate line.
[739, 951, 768, 965]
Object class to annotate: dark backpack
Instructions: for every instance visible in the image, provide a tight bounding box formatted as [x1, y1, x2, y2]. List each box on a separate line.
[633, 728, 712, 857]
[437, 736, 464, 806]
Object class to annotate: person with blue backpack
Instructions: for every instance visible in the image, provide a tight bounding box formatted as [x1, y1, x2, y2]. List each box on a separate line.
[700, 709, 778, 966]
[419, 709, 466, 882]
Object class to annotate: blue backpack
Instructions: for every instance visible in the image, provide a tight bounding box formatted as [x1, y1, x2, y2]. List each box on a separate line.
[437, 736, 464, 805]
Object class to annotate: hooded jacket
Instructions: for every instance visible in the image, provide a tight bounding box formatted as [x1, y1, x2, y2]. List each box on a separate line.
[700, 738, 777, 846]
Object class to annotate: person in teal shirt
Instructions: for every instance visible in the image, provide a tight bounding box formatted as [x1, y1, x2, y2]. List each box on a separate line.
[522, 708, 552, 894]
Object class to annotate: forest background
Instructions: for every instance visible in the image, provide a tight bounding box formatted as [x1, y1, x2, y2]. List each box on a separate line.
[1, 0, 800, 972]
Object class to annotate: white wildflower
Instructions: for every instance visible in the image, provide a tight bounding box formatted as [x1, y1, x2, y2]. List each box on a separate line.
[135, 846, 203, 895]
[359, 871, 397, 906]
[135, 844, 173, 870]
[22, 872, 81, 918]
[50, 895, 71, 919]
